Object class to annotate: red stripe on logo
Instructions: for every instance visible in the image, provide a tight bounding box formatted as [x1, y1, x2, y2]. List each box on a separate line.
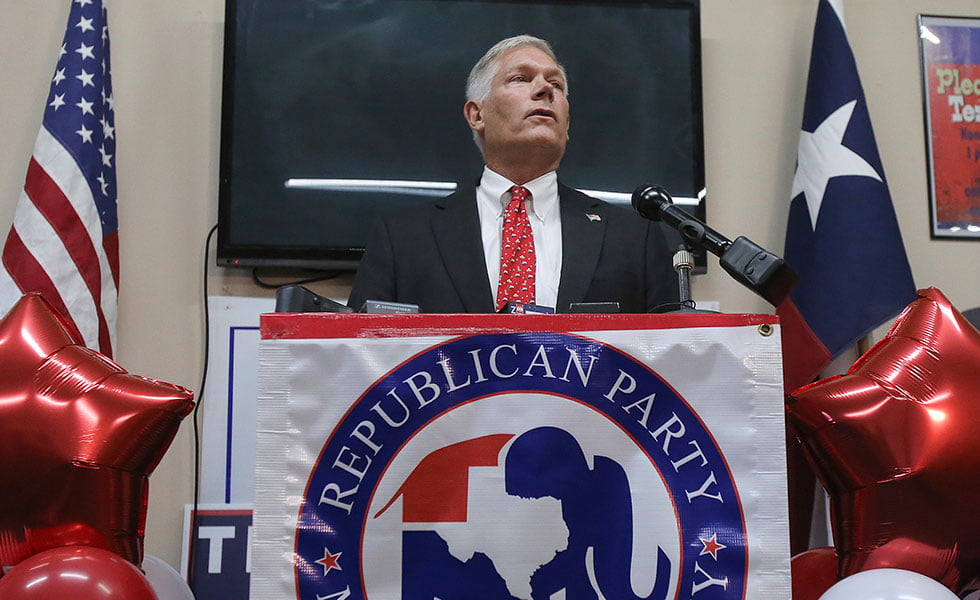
[375, 434, 514, 523]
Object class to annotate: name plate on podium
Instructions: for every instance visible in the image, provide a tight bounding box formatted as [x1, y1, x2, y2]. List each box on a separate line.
[251, 313, 791, 599]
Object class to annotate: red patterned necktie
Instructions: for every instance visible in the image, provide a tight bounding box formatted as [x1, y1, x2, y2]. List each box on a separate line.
[496, 185, 536, 310]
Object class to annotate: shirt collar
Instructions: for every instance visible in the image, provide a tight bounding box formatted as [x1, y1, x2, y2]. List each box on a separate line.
[478, 167, 558, 222]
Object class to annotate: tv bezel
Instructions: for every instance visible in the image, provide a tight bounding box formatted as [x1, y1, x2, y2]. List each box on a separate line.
[215, 0, 705, 271]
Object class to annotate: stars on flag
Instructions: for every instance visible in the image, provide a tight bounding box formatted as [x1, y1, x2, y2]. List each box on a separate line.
[100, 115, 114, 140]
[76, 123, 93, 143]
[76, 68, 95, 87]
[43, 0, 116, 199]
[75, 41, 95, 60]
[76, 97, 94, 115]
[99, 144, 112, 167]
[790, 99, 883, 230]
[76, 16, 95, 33]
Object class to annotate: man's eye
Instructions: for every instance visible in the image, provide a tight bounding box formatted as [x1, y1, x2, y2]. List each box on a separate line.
[551, 81, 565, 91]
[511, 75, 527, 82]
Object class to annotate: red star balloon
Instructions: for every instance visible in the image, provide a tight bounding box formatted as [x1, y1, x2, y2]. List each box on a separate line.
[0, 293, 194, 568]
[786, 288, 980, 593]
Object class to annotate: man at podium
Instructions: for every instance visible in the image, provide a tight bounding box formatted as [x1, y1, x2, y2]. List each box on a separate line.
[348, 35, 676, 314]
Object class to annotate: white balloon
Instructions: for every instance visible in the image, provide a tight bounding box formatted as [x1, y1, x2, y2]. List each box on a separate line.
[142, 555, 195, 600]
[818, 568, 957, 600]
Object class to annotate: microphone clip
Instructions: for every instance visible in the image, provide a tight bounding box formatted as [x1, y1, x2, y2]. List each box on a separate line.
[719, 237, 798, 307]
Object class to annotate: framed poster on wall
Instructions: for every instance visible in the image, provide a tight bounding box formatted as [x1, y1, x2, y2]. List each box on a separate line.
[918, 15, 980, 238]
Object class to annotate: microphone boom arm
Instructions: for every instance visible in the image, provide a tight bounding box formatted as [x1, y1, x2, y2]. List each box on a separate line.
[632, 184, 798, 306]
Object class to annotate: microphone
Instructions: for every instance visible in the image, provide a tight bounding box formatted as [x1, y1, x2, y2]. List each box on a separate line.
[632, 185, 731, 256]
[631, 184, 798, 306]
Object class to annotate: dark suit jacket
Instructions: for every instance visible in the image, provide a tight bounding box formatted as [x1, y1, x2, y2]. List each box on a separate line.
[348, 182, 677, 313]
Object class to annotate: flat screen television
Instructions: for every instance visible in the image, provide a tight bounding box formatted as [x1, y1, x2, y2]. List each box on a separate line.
[217, 0, 705, 271]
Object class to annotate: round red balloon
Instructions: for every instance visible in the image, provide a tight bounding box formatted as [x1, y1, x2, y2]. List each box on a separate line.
[787, 288, 980, 593]
[791, 546, 838, 600]
[0, 546, 159, 598]
[0, 294, 194, 567]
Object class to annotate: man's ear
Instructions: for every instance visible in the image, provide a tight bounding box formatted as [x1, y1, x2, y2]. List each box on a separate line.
[463, 100, 484, 133]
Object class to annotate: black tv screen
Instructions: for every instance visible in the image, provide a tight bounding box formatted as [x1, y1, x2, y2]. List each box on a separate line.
[217, 0, 705, 270]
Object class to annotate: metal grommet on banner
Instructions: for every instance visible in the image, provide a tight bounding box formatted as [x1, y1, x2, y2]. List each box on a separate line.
[758, 323, 775, 337]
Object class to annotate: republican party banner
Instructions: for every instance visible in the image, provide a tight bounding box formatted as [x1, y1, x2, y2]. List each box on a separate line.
[919, 15, 980, 238]
[251, 313, 791, 599]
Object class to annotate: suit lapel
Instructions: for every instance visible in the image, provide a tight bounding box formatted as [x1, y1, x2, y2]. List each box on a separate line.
[557, 185, 604, 309]
[431, 186, 496, 312]
[429, 182, 605, 312]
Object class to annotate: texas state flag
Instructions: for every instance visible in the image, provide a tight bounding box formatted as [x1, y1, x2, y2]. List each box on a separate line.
[779, 0, 916, 392]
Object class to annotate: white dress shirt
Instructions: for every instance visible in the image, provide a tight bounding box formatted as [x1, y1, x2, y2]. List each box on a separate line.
[476, 167, 563, 309]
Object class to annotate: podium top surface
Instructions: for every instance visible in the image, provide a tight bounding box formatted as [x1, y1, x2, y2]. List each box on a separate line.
[260, 311, 778, 340]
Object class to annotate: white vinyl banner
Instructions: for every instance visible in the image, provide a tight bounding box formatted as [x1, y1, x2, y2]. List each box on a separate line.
[251, 313, 791, 600]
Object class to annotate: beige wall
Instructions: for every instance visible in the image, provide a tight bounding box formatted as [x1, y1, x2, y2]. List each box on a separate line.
[0, 0, 977, 568]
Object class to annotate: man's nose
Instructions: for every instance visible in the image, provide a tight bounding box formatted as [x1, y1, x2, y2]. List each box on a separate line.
[531, 76, 554, 100]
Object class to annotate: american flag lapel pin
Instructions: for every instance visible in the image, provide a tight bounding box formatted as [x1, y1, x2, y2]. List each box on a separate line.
[586, 213, 601, 222]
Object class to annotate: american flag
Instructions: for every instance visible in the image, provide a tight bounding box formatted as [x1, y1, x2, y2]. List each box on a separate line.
[778, 0, 916, 393]
[0, 0, 119, 357]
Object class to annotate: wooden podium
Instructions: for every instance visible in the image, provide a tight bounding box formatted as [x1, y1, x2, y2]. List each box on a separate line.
[250, 312, 791, 600]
